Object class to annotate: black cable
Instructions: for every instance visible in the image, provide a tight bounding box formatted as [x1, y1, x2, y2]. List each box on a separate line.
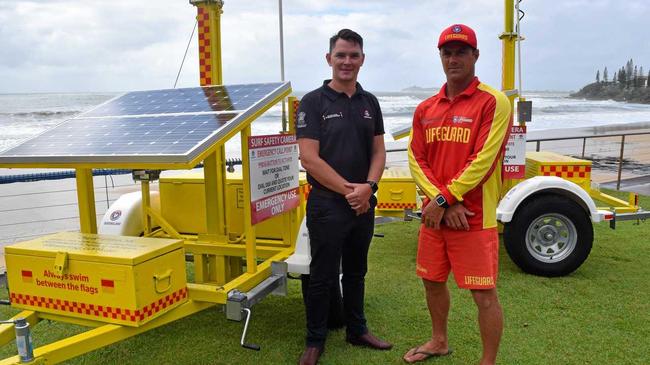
[174, 19, 198, 89]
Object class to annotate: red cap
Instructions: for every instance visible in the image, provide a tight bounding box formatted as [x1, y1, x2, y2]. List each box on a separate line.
[437, 24, 477, 49]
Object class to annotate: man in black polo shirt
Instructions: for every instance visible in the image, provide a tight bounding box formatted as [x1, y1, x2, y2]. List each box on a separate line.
[295, 28, 391, 365]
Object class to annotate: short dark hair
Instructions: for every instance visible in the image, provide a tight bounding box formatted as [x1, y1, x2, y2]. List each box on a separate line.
[329, 29, 363, 52]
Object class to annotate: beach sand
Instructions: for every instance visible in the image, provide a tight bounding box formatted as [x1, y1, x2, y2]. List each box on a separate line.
[388, 122, 650, 186]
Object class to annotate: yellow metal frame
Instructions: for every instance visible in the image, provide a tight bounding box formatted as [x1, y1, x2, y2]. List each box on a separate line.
[75, 168, 97, 234]
[0, 301, 213, 365]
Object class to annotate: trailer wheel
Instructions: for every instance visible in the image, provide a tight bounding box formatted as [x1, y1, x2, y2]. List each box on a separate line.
[503, 194, 593, 277]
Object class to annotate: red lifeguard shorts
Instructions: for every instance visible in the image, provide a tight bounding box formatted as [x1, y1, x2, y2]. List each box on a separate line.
[416, 226, 499, 289]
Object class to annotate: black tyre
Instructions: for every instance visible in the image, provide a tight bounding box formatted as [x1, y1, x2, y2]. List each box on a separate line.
[503, 194, 593, 277]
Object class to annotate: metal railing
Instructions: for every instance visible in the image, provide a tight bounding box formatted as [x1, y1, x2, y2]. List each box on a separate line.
[528, 131, 650, 190]
[0, 174, 141, 244]
[386, 129, 650, 191]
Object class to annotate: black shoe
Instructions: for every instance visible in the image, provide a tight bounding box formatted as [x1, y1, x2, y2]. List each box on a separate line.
[298, 346, 323, 365]
[346, 332, 393, 350]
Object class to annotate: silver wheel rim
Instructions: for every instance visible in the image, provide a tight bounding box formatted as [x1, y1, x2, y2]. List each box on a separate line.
[525, 213, 577, 263]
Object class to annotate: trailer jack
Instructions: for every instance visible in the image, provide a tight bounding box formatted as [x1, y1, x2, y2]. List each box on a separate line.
[226, 261, 288, 351]
[609, 210, 650, 229]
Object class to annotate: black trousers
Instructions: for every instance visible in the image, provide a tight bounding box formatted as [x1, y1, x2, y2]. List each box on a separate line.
[304, 189, 376, 347]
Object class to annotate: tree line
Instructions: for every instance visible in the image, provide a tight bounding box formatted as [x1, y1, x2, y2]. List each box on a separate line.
[573, 58, 650, 104]
[595, 59, 649, 88]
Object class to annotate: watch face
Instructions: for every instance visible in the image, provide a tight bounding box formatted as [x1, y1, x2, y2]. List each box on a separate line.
[435, 195, 446, 206]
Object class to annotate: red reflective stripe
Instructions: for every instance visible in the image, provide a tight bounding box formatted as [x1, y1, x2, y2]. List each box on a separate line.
[9, 288, 188, 323]
[376, 202, 417, 209]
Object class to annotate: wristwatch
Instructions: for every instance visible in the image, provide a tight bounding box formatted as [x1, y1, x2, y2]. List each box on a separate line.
[434, 194, 449, 208]
[367, 180, 379, 193]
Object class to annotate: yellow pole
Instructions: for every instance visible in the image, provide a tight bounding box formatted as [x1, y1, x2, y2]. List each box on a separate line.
[208, 3, 223, 85]
[499, 0, 521, 194]
[500, 0, 517, 111]
[240, 125, 257, 273]
[141, 180, 152, 235]
[75, 168, 97, 234]
[203, 150, 229, 284]
[192, 0, 224, 86]
[203, 154, 224, 235]
[191, 0, 228, 283]
[287, 96, 299, 135]
[192, 0, 227, 236]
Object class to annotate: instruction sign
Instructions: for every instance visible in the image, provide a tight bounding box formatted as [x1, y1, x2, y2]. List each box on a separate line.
[503, 125, 526, 178]
[248, 134, 300, 224]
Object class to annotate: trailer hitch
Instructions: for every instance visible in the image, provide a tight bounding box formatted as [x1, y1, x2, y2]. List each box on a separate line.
[609, 210, 650, 229]
[226, 261, 288, 351]
[0, 318, 33, 363]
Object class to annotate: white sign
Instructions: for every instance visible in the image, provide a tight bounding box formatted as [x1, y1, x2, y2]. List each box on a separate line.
[248, 134, 300, 224]
[503, 125, 526, 179]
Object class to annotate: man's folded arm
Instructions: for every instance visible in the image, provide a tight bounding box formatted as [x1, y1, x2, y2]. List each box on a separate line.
[445, 90, 512, 204]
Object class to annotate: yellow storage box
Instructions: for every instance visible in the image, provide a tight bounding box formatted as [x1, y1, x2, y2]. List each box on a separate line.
[159, 171, 308, 240]
[525, 151, 592, 191]
[376, 166, 418, 217]
[5, 232, 187, 327]
[159, 171, 207, 234]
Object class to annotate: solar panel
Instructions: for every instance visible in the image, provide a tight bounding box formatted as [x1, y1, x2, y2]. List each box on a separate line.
[3, 114, 237, 158]
[0, 82, 291, 167]
[83, 83, 281, 117]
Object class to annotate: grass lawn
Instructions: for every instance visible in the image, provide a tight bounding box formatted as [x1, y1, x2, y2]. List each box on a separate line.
[0, 191, 649, 364]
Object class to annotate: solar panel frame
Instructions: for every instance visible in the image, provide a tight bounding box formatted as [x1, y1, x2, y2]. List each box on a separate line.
[2, 113, 239, 158]
[80, 83, 285, 118]
[0, 82, 291, 168]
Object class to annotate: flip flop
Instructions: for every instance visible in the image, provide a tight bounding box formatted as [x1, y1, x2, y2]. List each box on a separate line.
[403, 346, 453, 363]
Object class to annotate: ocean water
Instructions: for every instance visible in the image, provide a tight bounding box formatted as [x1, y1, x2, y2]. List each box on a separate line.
[2, 90, 650, 158]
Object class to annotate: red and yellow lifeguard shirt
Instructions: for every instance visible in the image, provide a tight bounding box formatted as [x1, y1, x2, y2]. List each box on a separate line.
[408, 77, 512, 230]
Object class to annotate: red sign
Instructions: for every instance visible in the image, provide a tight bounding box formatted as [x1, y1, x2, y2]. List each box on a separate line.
[250, 188, 300, 225]
[248, 133, 300, 225]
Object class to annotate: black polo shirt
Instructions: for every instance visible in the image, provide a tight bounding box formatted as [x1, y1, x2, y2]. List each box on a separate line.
[296, 80, 384, 192]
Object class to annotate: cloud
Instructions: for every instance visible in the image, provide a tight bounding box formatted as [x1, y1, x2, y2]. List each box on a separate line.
[0, 1, 648, 93]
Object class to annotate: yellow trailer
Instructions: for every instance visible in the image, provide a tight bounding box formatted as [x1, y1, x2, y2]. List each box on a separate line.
[0, 1, 298, 361]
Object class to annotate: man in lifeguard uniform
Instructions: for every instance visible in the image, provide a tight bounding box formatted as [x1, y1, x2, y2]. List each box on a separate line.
[404, 24, 512, 365]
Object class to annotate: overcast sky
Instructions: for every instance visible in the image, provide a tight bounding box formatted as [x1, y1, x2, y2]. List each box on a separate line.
[1, 0, 648, 94]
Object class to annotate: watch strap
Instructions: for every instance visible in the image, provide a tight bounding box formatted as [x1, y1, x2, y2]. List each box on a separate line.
[435, 194, 449, 208]
[367, 180, 378, 193]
